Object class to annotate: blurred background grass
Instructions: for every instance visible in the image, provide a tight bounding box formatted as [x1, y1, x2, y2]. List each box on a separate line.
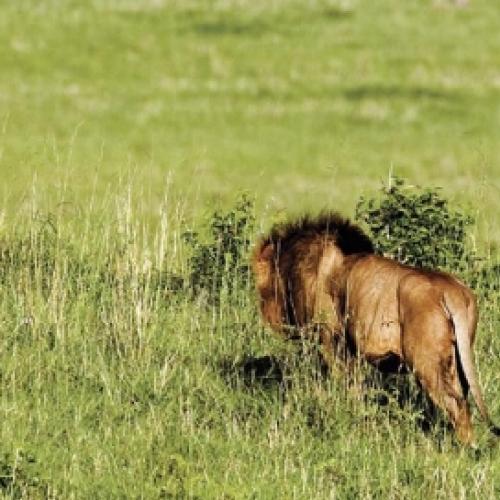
[0, 0, 498, 242]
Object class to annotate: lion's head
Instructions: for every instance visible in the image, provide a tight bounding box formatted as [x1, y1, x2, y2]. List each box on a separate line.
[252, 212, 374, 335]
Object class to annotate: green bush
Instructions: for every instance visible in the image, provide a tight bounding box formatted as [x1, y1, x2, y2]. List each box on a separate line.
[355, 177, 476, 272]
[184, 194, 255, 304]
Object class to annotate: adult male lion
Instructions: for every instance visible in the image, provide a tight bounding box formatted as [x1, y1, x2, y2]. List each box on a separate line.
[252, 212, 498, 443]
[252, 212, 374, 367]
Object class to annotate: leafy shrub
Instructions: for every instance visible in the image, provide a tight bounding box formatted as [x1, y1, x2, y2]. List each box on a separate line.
[184, 194, 255, 304]
[355, 177, 475, 271]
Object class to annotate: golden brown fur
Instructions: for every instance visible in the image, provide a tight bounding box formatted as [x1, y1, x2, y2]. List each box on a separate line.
[252, 212, 374, 365]
[252, 213, 498, 443]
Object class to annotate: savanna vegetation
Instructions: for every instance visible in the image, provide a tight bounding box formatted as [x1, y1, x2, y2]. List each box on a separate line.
[0, 0, 499, 498]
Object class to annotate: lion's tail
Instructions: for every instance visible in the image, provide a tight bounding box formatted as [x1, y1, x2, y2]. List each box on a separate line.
[444, 289, 500, 437]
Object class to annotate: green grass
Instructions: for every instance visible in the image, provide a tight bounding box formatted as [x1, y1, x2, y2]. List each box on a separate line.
[1, 0, 499, 237]
[0, 199, 499, 498]
[0, 0, 499, 498]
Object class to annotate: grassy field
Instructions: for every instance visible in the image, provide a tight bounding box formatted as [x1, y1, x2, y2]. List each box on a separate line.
[1, 0, 500, 233]
[1, 0, 499, 498]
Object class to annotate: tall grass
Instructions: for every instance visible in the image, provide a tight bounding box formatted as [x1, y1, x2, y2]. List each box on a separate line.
[0, 189, 498, 499]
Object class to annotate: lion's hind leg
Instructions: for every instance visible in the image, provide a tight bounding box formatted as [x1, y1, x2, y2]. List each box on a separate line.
[403, 316, 474, 444]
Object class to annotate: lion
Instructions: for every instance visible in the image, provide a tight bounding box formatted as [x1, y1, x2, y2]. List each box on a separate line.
[252, 212, 498, 443]
[252, 212, 374, 367]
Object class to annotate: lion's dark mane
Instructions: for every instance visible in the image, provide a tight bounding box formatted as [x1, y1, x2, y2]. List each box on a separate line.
[255, 211, 374, 257]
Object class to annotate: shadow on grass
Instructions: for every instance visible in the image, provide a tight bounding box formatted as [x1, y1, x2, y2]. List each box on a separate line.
[219, 353, 465, 444]
[219, 355, 288, 392]
[322, 7, 354, 19]
[192, 20, 269, 37]
[343, 84, 457, 101]
[190, 5, 352, 37]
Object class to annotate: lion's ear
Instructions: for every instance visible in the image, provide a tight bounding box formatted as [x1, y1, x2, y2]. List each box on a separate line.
[253, 239, 276, 264]
[259, 241, 275, 261]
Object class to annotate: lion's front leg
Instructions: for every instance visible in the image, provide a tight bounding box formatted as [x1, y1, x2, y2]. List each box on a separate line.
[311, 322, 353, 378]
